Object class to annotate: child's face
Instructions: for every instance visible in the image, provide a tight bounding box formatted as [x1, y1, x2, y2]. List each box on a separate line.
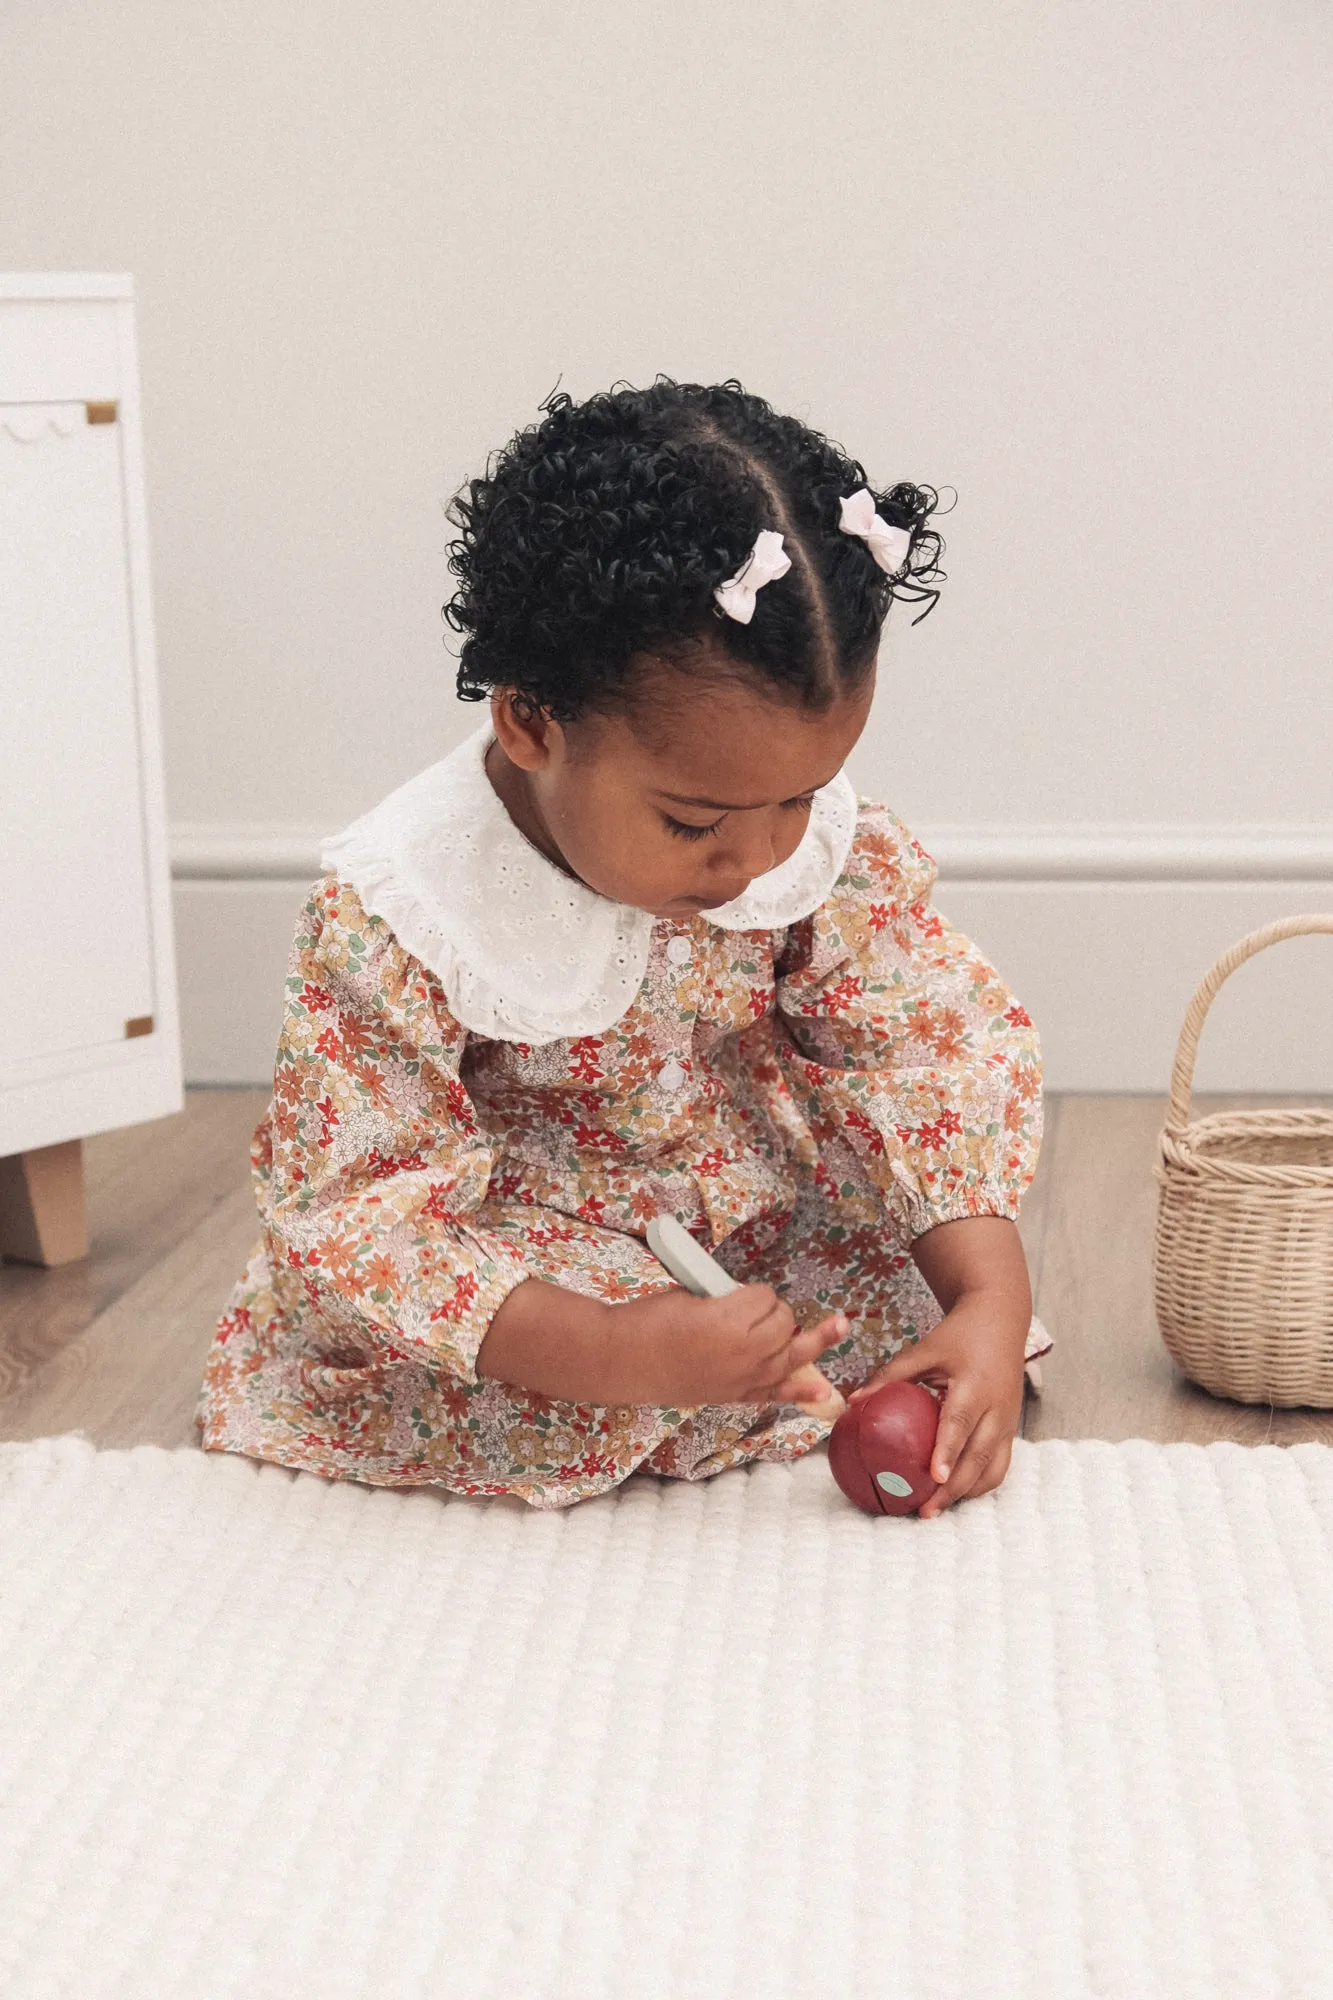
[488, 661, 875, 919]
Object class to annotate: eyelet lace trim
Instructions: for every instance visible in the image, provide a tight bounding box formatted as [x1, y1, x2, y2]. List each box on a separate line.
[321, 722, 859, 1043]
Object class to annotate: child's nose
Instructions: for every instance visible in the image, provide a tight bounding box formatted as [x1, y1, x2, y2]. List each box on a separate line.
[716, 814, 784, 884]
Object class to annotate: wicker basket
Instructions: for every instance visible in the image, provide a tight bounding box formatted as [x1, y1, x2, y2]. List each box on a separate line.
[1153, 914, 1333, 1406]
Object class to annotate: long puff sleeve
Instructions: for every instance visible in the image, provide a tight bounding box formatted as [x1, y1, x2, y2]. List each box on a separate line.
[256, 878, 531, 1379]
[774, 805, 1043, 1243]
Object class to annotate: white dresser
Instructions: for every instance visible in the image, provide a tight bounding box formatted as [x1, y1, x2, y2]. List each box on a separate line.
[0, 274, 182, 1263]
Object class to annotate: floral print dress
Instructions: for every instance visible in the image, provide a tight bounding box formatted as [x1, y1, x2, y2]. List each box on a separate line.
[198, 725, 1046, 1509]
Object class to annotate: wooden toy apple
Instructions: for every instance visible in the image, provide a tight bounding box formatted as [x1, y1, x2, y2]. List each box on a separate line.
[828, 1381, 941, 1516]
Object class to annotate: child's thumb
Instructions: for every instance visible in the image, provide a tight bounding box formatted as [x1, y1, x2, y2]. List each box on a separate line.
[779, 1363, 846, 1418]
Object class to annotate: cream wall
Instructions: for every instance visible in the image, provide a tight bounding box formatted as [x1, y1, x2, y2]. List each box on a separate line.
[3, 1, 1331, 1087]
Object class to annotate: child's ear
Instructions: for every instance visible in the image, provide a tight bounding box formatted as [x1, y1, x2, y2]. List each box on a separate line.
[489, 690, 563, 771]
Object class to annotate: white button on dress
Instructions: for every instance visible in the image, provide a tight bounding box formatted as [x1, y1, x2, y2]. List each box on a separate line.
[657, 1058, 686, 1093]
[666, 935, 693, 967]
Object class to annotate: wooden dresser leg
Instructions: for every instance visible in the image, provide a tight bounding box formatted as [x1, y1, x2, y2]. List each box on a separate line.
[0, 1140, 89, 1267]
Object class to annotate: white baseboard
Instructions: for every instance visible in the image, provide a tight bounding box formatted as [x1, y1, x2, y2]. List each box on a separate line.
[170, 821, 1333, 885]
[171, 825, 1333, 1093]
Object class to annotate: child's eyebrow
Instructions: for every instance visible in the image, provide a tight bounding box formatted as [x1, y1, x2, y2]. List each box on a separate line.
[656, 776, 837, 812]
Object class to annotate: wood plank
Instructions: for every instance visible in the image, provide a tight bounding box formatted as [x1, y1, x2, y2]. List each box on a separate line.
[1026, 1093, 1333, 1447]
[0, 1089, 265, 1407]
[0, 1183, 259, 1450]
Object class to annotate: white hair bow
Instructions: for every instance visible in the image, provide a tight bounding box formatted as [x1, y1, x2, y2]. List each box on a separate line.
[839, 488, 913, 577]
[713, 529, 791, 624]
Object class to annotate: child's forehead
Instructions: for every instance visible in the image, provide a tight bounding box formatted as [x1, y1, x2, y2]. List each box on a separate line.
[586, 670, 873, 809]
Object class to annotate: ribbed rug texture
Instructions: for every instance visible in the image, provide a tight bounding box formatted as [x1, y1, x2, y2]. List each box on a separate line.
[3, 1436, 1333, 2000]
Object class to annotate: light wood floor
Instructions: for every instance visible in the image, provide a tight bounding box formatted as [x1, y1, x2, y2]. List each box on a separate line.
[2, 1089, 1331, 1450]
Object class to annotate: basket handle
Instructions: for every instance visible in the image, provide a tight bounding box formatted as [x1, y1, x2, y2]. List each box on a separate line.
[1165, 914, 1333, 1137]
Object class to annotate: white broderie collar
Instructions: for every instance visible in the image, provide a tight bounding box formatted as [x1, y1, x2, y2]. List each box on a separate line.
[320, 721, 858, 1044]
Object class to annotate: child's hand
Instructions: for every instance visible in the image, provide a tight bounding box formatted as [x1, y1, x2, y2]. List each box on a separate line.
[479, 1276, 844, 1410]
[615, 1286, 848, 1411]
[847, 1290, 1028, 1519]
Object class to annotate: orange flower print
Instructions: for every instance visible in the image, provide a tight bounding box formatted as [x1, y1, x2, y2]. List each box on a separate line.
[363, 1252, 398, 1294]
[320, 1229, 363, 1285]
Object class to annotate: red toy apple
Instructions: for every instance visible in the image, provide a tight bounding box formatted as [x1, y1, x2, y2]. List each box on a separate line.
[828, 1381, 941, 1516]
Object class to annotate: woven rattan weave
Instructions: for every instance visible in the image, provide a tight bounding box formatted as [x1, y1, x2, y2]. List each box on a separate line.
[1153, 915, 1333, 1405]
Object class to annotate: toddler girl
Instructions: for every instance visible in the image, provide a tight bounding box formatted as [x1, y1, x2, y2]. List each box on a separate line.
[198, 379, 1048, 1516]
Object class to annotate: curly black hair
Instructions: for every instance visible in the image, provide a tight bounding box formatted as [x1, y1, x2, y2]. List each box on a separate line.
[443, 378, 947, 722]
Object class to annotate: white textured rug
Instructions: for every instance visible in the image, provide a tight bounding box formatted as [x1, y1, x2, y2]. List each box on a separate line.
[3, 1438, 1333, 2000]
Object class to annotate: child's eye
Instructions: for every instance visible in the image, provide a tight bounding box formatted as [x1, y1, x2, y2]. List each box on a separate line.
[663, 815, 724, 842]
[784, 793, 817, 812]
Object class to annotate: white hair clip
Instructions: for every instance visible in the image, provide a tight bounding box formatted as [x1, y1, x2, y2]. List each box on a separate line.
[713, 529, 791, 624]
[839, 488, 913, 577]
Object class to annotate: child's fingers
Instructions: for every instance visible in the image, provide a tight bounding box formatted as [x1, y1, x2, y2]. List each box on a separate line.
[765, 1334, 838, 1400]
[807, 1310, 851, 1353]
[929, 1384, 983, 1486]
[921, 1410, 1007, 1517]
[780, 1314, 847, 1373]
[752, 1317, 848, 1407]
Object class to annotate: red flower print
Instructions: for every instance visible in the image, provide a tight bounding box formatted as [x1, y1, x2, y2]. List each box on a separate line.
[843, 1106, 885, 1157]
[568, 1038, 606, 1083]
[419, 1182, 455, 1223]
[915, 1109, 963, 1151]
[1004, 1004, 1033, 1028]
[442, 1075, 478, 1134]
[527, 1218, 579, 1244]
[298, 982, 334, 1014]
[573, 1450, 616, 1481]
[429, 1271, 480, 1324]
[573, 1122, 628, 1155]
[365, 1146, 426, 1180]
[822, 973, 864, 1013]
